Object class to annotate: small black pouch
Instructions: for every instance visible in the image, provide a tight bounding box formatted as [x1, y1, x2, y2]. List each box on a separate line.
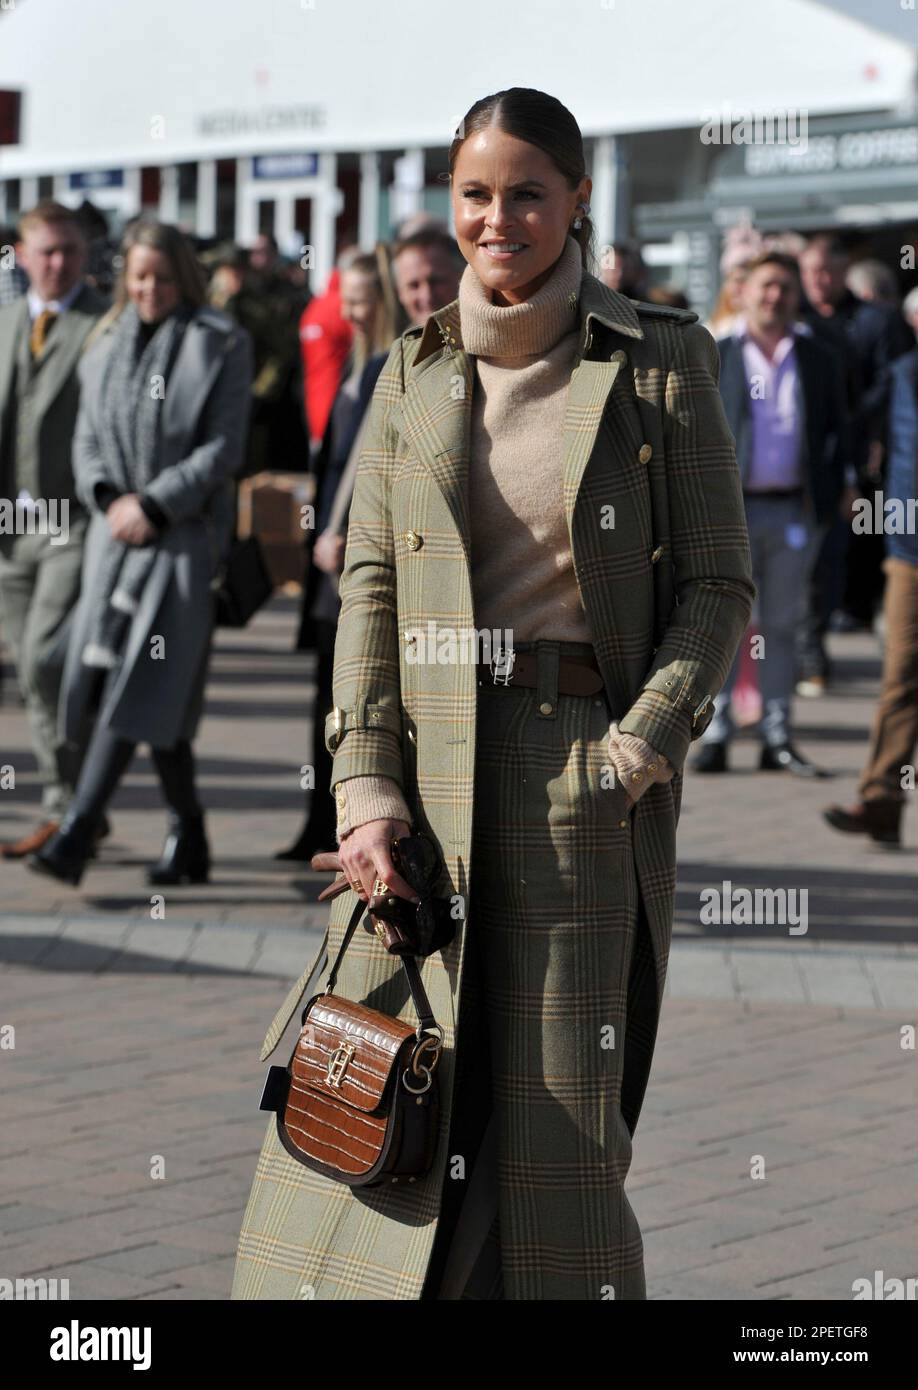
[365, 832, 456, 958]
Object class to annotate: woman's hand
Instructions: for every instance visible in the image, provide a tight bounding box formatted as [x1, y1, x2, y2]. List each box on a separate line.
[337, 817, 419, 907]
[313, 529, 346, 575]
[107, 494, 157, 546]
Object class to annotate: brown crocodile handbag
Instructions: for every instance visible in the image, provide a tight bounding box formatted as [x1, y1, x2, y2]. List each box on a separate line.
[259, 892, 444, 1188]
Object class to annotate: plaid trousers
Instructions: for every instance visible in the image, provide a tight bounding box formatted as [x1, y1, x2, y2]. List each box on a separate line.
[422, 639, 649, 1300]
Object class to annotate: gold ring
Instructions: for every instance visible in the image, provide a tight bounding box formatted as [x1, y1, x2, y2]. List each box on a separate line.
[351, 879, 364, 894]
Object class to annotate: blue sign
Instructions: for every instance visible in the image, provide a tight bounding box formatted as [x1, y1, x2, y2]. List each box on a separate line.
[253, 153, 319, 180]
[69, 169, 124, 190]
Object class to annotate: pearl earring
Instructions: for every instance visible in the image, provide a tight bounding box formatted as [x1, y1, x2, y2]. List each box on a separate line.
[572, 202, 590, 231]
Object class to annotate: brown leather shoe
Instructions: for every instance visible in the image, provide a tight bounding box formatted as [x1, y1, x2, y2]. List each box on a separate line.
[0, 819, 61, 858]
[823, 799, 902, 846]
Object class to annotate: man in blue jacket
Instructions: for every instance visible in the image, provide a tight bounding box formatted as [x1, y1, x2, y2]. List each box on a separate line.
[824, 289, 918, 846]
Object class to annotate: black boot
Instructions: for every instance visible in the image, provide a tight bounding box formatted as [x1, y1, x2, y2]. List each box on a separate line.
[87, 814, 112, 861]
[147, 812, 210, 886]
[823, 798, 902, 846]
[27, 813, 99, 887]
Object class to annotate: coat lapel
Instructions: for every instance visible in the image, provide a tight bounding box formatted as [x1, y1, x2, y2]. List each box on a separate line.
[28, 284, 103, 420]
[161, 315, 225, 454]
[398, 271, 646, 570]
[0, 297, 29, 422]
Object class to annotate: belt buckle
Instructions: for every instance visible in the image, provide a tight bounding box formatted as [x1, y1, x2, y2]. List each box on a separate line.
[490, 646, 516, 686]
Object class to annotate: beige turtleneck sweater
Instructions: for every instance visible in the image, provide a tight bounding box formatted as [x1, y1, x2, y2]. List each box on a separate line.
[332, 236, 671, 844]
[460, 232, 591, 642]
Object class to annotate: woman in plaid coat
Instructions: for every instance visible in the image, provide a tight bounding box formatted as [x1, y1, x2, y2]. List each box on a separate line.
[233, 88, 754, 1301]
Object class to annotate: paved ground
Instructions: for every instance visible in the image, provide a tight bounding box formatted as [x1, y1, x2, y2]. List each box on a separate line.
[1, 596, 916, 1299]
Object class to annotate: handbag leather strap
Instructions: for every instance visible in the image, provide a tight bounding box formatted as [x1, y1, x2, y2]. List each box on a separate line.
[324, 895, 439, 1035]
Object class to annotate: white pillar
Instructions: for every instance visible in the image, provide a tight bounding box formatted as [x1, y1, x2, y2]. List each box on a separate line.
[274, 194, 296, 255]
[311, 151, 339, 293]
[196, 160, 217, 238]
[390, 148, 424, 230]
[235, 158, 257, 246]
[19, 176, 39, 212]
[358, 150, 380, 250]
[159, 164, 180, 223]
[124, 167, 142, 212]
[591, 134, 631, 270]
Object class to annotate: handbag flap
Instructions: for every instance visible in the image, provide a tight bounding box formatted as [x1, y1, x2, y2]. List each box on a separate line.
[294, 994, 415, 1113]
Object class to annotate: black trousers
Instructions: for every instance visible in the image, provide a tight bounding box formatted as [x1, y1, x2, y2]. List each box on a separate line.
[288, 619, 337, 844]
[67, 722, 202, 827]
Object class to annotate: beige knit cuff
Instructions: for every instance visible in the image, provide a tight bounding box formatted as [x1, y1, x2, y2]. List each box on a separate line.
[607, 722, 675, 805]
[334, 775, 413, 845]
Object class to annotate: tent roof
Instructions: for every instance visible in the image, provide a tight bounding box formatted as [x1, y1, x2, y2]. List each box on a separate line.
[0, 0, 915, 176]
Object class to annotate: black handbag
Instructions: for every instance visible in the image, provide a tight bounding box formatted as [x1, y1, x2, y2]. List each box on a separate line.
[212, 533, 275, 627]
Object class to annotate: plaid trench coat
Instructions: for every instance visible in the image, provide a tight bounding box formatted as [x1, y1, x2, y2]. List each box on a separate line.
[232, 269, 755, 1300]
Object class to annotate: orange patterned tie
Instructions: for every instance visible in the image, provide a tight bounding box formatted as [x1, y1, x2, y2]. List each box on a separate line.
[29, 308, 59, 359]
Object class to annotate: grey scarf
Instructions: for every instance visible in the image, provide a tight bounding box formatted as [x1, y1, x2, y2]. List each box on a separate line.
[81, 302, 189, 669]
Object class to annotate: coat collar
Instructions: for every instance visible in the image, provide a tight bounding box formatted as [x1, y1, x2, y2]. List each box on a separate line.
[410, 266, 644, 370]
[397, 267, 646, 584]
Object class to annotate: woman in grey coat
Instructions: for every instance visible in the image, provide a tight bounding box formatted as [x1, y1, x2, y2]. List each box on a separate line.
[28, 218, 253, 887]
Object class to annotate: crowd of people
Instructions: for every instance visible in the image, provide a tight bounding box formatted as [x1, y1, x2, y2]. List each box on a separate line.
[0, 198, 469, 883]
[0, 196, 916, 890]
[693, 221, 918, 848]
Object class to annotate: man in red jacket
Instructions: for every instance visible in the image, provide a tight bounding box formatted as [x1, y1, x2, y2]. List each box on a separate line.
[299, 256, 357, 453]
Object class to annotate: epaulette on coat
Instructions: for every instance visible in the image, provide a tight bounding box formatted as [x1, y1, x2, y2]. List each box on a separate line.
[630, 300, 699, 326]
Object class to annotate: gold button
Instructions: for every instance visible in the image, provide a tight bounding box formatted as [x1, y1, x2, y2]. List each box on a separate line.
[405, 530, 421, 550]
[651, 545, 664, 563]
[638, 443, 653, 464]
[611, 349, 627, 364]
[539, 701, 553, 715]
[648, 763, 658, 773]
[631, 771, 643, 783]
[618, 819, 628, 828]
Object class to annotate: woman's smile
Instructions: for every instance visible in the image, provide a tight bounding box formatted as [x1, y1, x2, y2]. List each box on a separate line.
[479, 241, 529, 261]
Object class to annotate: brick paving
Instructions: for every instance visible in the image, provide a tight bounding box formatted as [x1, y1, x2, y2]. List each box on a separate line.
[2, 596, 917, 1298]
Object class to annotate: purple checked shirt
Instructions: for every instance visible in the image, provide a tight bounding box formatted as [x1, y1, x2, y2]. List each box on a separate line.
[736, 317, 807, 491]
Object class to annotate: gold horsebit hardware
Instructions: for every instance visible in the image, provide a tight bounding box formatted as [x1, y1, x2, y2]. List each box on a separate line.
[490, 646, 516, 685]
[324, 1029, 442, 1094]
[325, 1041, 356, 1088]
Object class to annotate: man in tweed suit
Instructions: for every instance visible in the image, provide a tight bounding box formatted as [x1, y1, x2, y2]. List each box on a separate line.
[233, 91, 754, 1301]
[0, 201, 107, 857]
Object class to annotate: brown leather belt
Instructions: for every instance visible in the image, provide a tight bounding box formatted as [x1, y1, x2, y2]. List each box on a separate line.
[475, 650, 605, 697]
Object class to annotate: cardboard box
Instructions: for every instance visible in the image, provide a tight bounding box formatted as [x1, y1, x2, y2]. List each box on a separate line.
[238, 472, 316, 589]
